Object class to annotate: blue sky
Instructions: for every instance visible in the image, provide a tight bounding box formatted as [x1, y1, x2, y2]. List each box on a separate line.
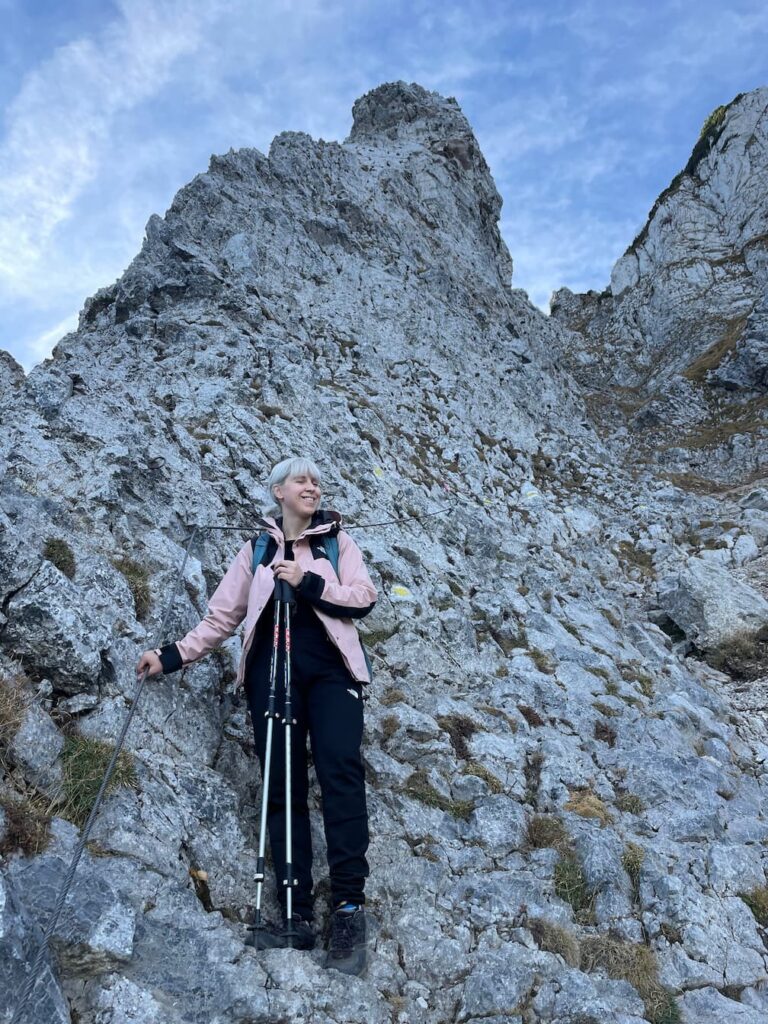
[1, 0, 766, 372]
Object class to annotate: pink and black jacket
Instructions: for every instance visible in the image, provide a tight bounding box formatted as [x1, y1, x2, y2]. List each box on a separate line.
[157, 510, 377, 688]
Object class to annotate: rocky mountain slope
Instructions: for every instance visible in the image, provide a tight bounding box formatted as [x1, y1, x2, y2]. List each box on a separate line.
[1, 81, 768, 1024]
[551, 88, 768, 493]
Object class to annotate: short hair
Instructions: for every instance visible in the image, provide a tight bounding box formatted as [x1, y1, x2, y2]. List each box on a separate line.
[267, 456, 322, 507]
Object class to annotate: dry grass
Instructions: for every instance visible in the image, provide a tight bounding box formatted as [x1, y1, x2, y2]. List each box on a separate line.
[0, 672, 54, 855]
[660, 922, 683, 944]
[111, 555, 151, 620]
[529, 648, 556, 674]
[402, 769, 473, 820]
[381, 715, 400, 741]
[380, 688, 407, 707]
[593, 701, 621, 718]
[564, 788, 615, 827]
[682, 313, 750, 383]
[554, 851, 596, 923]
[580, 936, 680, 1023]
[523, 749, 545, 803]
[0, 793, 53, 856]
[614, 540, 655, 578]
[463, 761, 503, 794]
[600, 607, 622, 629]
[588, 666, 612, 684]
[594, 719, 617, 747]
[616, 792, 646, 815]
[478, 704, 518, 731]
[619, 663, 656, 698]
[436, 714, 478, 759]
[670, 410, 768, 451]
[623, 842, 645, 902]
[0, 672, 31, 764]
[703, 626, 768, 681]
[527, 917, 580, 966]
[524, 814, 570, 854]
[518, 704, 545, 727]
[739, 885, 768, 926]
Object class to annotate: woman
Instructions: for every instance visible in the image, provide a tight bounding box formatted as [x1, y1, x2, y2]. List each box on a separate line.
[137, 456, 377, 976]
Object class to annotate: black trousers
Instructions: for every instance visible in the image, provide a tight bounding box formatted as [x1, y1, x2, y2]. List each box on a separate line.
[245, 620, 369, 921]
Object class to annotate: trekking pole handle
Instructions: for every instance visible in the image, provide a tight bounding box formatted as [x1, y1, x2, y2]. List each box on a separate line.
[274, 578, 295, 604]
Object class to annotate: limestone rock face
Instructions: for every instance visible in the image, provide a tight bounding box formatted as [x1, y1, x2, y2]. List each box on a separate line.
[1, 81, 768, 1024]
[0, 869, 71, 1024]
[551, 88, 768, 486]
[656, 557, 768, 650]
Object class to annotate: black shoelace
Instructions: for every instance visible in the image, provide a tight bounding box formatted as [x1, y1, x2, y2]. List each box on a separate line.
[330, 910, 358, 953]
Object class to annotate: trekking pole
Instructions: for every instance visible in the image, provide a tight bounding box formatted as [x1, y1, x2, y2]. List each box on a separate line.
[277, 577, 299, 940]
[247, 584, 284, 948]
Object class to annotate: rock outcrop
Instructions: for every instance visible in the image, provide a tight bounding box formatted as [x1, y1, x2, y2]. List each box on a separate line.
[552, 88, 768, 489]
[1, 82, 767, 1024]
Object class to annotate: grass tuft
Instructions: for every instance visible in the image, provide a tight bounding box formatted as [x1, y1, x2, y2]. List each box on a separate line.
[564, 788, 615, 827]
[60, 735, 137, 828]
[380, 688, 407, 707]
[0, 794, 53, 856]
[739, 885, 768, 926]
[518, 704, 545, 727]
[478, 704, 518, 731]
[594, 719, 617, 747]
[529, 648, 556, 674]
[463, 761, 503, 794]
[524, 814, 570, 854]
[43, 538, 76, 579]
[528, 917, 581, 966]
[111, 555, 151, 620]
[523, 749, 545, 803]
[0, 673, 30, 765]
[623, 841, 645, 902]
[614, 540, 655, 578]
[554, 851, 596, 923]
[402, 769, 473, 820]
[616, 791, 645, 815]
[660, 922, 683, 944]
[703, 626, 768, 682]
[436, 714, 478, 759]
[580, 936, 681, 1023]
[593, 701, 621, 718]
[381, 715, 399, 741]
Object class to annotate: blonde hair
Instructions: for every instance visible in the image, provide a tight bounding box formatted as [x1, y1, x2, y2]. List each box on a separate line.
[267, 456, 322, 510]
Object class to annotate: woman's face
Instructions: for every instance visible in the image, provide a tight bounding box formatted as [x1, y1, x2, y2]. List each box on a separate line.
[275, 472, 321, 516]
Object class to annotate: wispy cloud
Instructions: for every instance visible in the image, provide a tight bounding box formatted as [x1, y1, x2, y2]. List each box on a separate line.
[0, 0, 228, 295]
[2, 0, 767, 370]
[24, 312, 79, 367]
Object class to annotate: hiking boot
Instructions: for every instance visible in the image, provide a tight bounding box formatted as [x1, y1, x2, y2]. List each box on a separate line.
[246, 913, 315, 950]
[324, 904, 367, 976]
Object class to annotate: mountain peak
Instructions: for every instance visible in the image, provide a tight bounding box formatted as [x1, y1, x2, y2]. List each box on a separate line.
[348, 80, 468, 144]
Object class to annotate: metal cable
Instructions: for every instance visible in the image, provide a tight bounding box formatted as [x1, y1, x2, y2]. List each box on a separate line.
[11, 501, 452, 1020]
[10, 525, 201, 1024]
[182, 502, 455, 534]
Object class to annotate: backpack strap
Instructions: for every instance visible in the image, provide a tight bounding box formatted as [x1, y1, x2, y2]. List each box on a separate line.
[308, 534, 340, 577]
[307, 532, 373, 682]
[325, 534, 340, 577]
[251, 533, 277, 573]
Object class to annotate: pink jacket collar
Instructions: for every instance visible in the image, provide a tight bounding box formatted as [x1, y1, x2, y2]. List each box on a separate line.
[257, 509, 342, 544]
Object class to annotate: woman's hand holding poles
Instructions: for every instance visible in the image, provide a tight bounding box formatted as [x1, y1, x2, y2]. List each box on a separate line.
[272, 560, 304, 587]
